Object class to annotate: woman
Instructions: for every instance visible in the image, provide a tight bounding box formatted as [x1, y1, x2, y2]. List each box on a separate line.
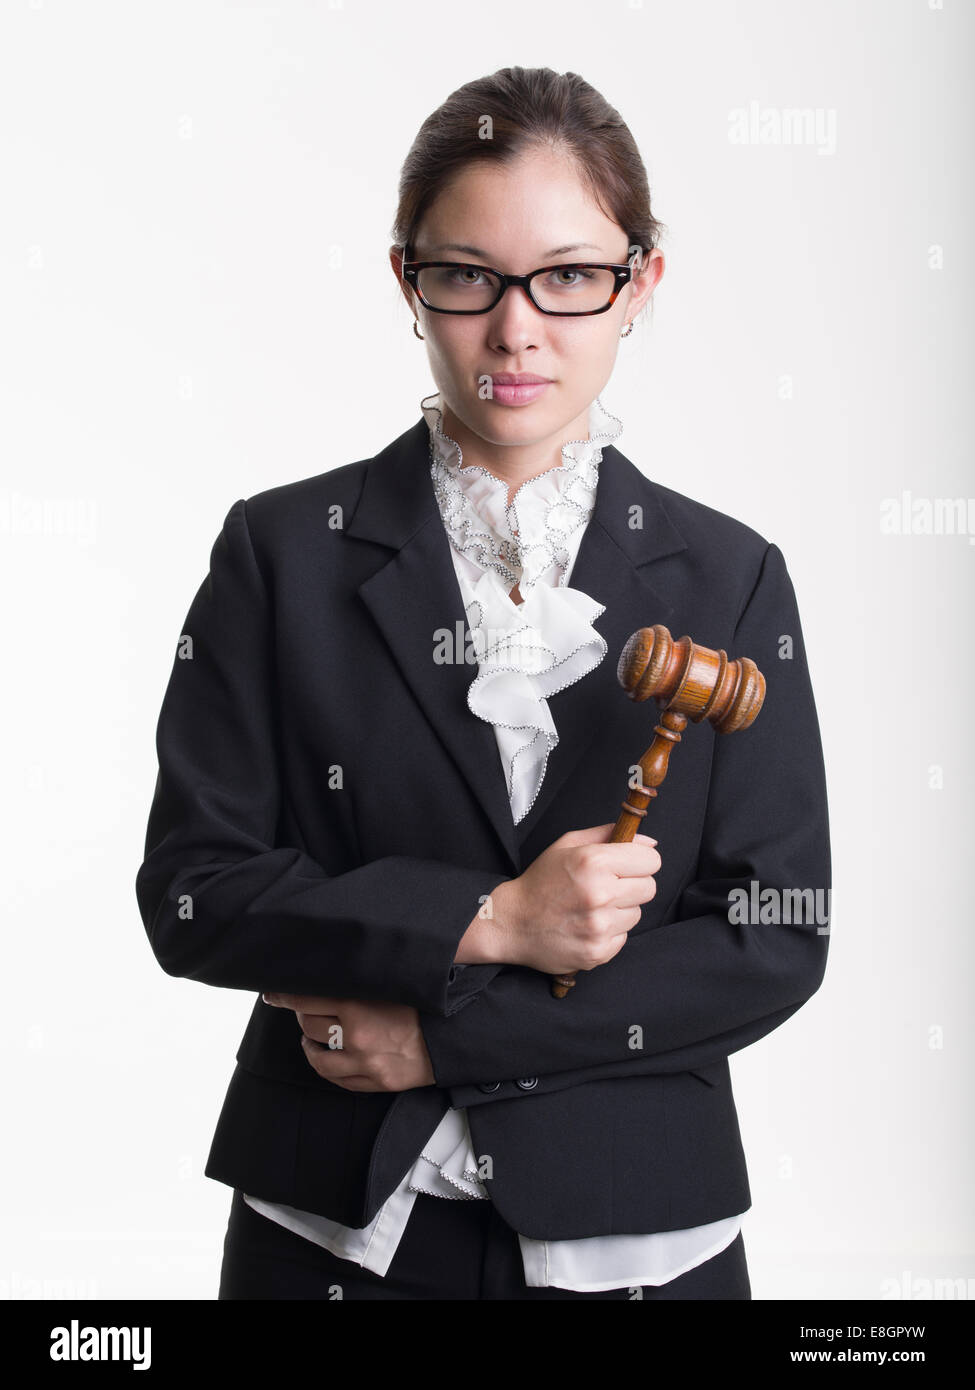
[136, 66, 830, 1301]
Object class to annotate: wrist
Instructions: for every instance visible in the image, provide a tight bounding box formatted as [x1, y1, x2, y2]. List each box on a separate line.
[454, 878, 522, 966]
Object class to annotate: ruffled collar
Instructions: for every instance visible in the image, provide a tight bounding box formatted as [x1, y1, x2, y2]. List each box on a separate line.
[423, 391, 623, 598]
[421, 389, 619, 825]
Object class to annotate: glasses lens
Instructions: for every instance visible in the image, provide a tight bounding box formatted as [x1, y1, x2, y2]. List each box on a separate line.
[415, 264, 617, 313]
[530, 266, 617, 313]
[416, 265, 502, 311]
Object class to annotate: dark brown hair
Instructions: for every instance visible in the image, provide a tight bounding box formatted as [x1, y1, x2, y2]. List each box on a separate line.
[390, 66, 666, 325]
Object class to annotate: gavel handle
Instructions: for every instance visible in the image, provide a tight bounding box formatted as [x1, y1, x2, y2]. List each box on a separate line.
[550, 709, 687, 999]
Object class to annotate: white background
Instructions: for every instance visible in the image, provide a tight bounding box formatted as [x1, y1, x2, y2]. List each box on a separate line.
[1, 0, 971, 1301]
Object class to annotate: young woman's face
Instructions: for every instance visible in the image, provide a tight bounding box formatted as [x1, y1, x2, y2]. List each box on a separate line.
[392, 146, 663, 455]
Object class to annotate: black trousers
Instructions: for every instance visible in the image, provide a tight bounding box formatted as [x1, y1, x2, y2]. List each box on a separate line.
[218, 1188, 751, 1300]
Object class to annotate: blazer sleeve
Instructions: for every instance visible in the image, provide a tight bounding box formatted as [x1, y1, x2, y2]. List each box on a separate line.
[134, 498, 511, 1018]
[419, 541, 832, 1101]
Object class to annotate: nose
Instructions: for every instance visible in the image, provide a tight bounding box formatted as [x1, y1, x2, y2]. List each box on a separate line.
[487, 281, 543, 351]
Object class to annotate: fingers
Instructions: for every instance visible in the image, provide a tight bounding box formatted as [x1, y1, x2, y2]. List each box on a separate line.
[609, 874, 659, 908]
[262, 993, 344, 1044]
[262, 992, 344, 1012]
[264, 995, 397, 1093]
[298, 1014, 343, 1045]
[559, 823, 619, 846]
[605, 841, 662, 877]
[300, 1035, 375, 1087]
[300, 1035, 353, 1069]
[560, 825, 658, 850]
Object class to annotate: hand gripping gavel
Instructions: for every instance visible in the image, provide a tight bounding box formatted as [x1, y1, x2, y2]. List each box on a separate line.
[549, 623, 767, 999]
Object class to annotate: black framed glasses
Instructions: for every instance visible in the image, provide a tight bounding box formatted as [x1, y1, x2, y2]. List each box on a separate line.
[402, 252, 636, 316]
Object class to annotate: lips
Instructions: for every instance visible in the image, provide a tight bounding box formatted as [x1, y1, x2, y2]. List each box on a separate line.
[489, 374, 552, 386]
[488, 378, 552, 406]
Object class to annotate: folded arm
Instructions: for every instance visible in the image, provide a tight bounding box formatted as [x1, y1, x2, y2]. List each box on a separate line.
[419, 541, 832, 1100]
[135, 498, 510, 1018]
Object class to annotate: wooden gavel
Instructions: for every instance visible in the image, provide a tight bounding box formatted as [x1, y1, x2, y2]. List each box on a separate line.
[550, 623, 767, 999]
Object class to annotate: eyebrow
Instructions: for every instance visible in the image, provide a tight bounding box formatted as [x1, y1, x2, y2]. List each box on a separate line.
[427, 242, 605, 260]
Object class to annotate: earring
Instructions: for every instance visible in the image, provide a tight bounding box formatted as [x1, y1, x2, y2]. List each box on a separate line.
[620, 321, 633, 338]
[413, 320, 424, 340]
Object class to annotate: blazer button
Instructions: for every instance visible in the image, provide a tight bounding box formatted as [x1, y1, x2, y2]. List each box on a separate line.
[515, 1077, 538, 1090]
[477, 1081, 502, 1093]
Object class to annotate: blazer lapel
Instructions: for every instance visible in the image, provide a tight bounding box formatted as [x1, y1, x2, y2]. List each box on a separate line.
[345, 418, 687, 875]
[512, 442, 687, 843]
[349, 420, 524, 873]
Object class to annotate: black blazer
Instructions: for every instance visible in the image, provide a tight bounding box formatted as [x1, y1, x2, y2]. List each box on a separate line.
[135, 414, 830, 1241]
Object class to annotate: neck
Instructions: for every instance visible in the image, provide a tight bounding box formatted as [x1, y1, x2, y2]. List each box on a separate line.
[440, 400, 592, 509]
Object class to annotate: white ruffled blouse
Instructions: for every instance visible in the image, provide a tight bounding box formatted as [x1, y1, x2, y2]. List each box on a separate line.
[243, 392, 745, 1290]
[425, 390, 613, 824]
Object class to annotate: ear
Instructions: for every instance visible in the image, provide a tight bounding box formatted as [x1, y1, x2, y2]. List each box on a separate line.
[389, 245, 417, 313]
[626, 248, 666, 322]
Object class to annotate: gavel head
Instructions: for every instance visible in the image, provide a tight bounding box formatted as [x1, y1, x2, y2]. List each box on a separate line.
[617, 624, 765, 733]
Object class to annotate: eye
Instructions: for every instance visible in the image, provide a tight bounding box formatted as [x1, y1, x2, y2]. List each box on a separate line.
[547, 267, 597, 286]
[447, 265, 489, 285]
